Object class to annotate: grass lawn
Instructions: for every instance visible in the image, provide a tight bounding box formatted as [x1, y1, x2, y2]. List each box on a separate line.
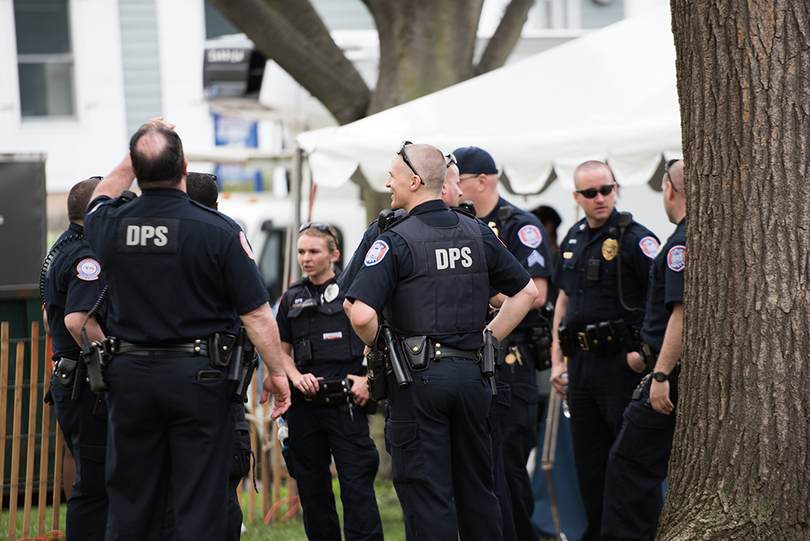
[2, 478, 556, 540]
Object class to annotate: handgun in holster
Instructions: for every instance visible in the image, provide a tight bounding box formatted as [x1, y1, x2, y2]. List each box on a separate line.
[230, 327, 259, 404]
[366, 347, 388, 402]
[82, 338, 112, 394]
[640, 342, 657, 372]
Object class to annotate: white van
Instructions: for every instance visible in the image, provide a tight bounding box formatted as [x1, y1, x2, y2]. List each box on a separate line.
[216, 186, 369, 303]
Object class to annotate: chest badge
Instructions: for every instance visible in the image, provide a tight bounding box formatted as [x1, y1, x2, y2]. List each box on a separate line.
[602, 239, 619, 261]
[324, 283, 339, 303]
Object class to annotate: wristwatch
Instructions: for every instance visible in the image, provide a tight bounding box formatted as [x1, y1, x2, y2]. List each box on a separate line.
[652, 371, 669, 382]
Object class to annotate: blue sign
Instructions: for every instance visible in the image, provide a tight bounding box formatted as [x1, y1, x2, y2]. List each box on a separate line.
[213, 114, 258, 148]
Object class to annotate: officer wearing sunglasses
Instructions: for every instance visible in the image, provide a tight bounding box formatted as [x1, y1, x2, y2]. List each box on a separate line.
[549, 160, 660, 541]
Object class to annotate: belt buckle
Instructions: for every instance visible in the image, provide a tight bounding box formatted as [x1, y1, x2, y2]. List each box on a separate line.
[576, 332, 589, 351]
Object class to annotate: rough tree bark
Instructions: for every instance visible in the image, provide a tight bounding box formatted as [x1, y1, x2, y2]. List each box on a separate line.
[658, 2, 810, 540]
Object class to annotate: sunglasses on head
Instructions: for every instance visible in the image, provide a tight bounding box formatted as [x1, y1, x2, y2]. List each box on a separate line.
[575, 183, 615, 199]
[664, 159, 681, 192]
[299, 221, 339, 248]
[445, 153, 457, 168]
[397, 141, 424, 185]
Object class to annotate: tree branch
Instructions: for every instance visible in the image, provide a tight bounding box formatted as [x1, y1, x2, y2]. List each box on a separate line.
[208, 0, 370, 125]
[475, 0, 535, 76]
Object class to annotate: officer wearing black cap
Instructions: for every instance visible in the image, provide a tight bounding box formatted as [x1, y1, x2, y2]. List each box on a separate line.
[601, 158, 685, 541]
[84, 119, 290, 541]
[348, 142, 537, 540]
[453, 145, 554, 541]
[549, 160, 659, 541]
[276, 221, 383, 541]
[42, 176, 108, 541]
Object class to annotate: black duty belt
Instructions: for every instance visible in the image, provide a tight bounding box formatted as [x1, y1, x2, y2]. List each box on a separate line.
[113, 340, 209, 356]
[433, 344, 480, 361]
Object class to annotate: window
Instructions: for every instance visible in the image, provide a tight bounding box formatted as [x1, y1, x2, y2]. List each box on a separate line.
[14, 0, 75, 118]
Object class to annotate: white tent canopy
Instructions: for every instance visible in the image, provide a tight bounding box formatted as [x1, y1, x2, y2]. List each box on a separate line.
[296, 6, 681, 194]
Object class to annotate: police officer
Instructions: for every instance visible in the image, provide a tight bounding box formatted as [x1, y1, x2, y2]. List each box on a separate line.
[601, 158, 685, 541]
[276, 222, 383, 541]
[549, 160, 659, 541]
[186, 172, 252, 541]
[42, 177, 108, 541]
[84, 119, 290, 541]
[348, 142, 538, 540]
[453, 145, 554, 541]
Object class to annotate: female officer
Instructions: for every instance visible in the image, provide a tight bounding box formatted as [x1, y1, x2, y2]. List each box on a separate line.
[275, 222, 383, 541]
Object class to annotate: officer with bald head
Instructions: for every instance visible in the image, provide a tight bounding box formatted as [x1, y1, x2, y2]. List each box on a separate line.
[347, 142, 537, 541]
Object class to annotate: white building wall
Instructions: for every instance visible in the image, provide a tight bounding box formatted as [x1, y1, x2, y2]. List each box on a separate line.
[0, 0, 129, 192]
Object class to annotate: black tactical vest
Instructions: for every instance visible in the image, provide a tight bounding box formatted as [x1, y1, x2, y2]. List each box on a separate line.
[385, 213, 489, 337]
[286, 278, 365, 365]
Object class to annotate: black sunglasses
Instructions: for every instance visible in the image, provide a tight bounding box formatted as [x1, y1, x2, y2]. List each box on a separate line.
[575, 183, 615, 199]
[397, 141, 424, 185]
[299, 221, 339, 248]
[445, 153, 457, 168]
[664, 159, 681, 192]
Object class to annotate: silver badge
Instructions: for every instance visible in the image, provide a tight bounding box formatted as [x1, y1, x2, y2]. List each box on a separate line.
[324, 283, 339, 303]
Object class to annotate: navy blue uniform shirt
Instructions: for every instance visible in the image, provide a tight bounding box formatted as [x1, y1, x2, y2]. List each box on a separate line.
[554, 208, 659, 331]
[85, 189, 269, 342]
[338, 210, 407, 292]
[640, 219, 685, 352]
[43, 222, 107, 361]
[481, 197, 554, 331]
[346, 199, 530, 349]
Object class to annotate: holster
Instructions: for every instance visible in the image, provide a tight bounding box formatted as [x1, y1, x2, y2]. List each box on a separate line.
[400, 335, 430, 371]
[557, 325, 576, 358]
[54, 358, 78, 390]
[308, 377, 351, 406]
[366, 348, 388, 401]
[528, 325, 552, 371]
[379, 326, 412, 387]
[597, 320, 622, 355]
[640, 341, 657, 372]
[229, 328, 258, 404]
[209, 332, 239, 369]
[82, 340, 111, 394]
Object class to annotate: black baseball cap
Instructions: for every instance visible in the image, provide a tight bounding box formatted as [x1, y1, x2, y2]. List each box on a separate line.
[452, 146, 498, 175]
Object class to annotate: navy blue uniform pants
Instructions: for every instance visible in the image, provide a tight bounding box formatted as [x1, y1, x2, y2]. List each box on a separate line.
[601, 376, 679, 541]
[286, 399, 383, 541]
[385, 357, 502, 541]
[228, 404, 252, 541]
[51, 376, 108, 541]
[104, 354, 234, 541]
[491, 380, 518, 541]
[567, 348, 643, 541]
[498, 340, 541, 541]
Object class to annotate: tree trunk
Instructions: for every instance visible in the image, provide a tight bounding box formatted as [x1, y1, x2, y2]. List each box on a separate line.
[658, 2, 810, 540]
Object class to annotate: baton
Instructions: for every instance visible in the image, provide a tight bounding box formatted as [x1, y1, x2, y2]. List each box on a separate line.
[541, 392, 568, 541]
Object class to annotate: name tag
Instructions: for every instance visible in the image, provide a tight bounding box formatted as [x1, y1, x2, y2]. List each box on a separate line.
[323, 332, 343, 340]
[118, 218, 179, 254]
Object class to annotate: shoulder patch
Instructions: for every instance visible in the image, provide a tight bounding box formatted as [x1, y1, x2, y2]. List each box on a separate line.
[76, 258, 101, 281]
[364, 240, 389, 266]
[667, 245, 686, 272]
[639, 236, 660, 259]
[239, 231, 255, 260]
[517, 225, 542, 248]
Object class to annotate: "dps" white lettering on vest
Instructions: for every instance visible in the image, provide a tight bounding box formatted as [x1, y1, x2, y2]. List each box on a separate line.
[435, 247, 473, 270]
[126, 225, 169, 246]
